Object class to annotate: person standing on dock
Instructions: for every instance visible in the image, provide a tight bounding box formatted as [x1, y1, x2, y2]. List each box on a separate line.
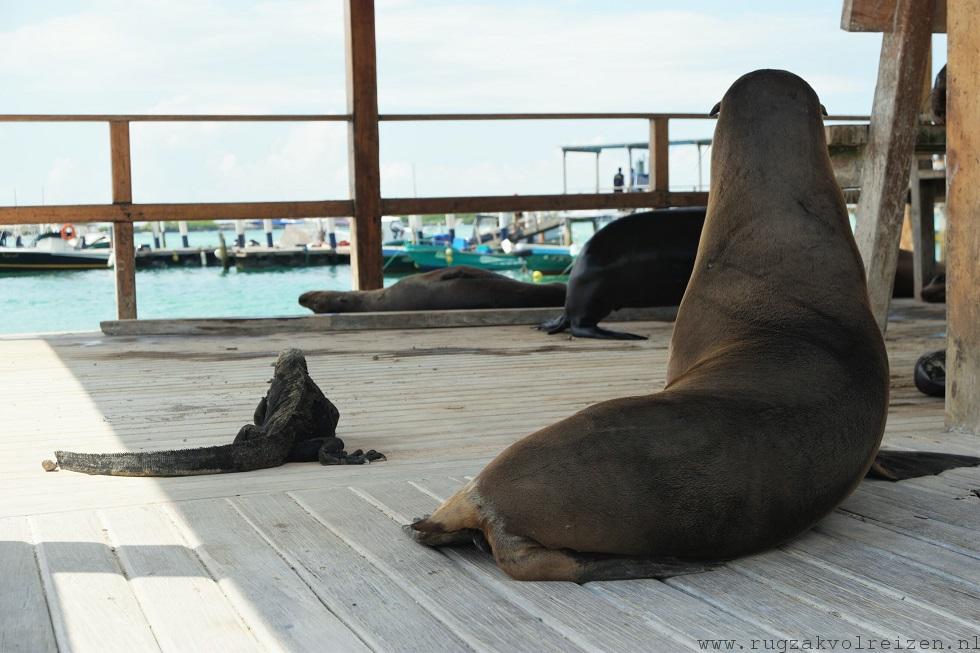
[613, 167, 625, 192]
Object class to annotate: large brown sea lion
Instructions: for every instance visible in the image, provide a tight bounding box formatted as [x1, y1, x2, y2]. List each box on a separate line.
[407, 70, 891, 582]
[299, 266, 565, 313]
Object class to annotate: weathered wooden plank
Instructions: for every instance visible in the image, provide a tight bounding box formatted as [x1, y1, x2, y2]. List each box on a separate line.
[649, 118, 670, 191]
[0, 199, 354, 226]
[0, 517, 57, 653]
[166, 499, 370, 652]
[945, 0, 980, 434]
[732, 549, 970, 644]
[841, 0, 947, 33]
[366, 477, 691, 652]
[382, 190, 707, 215]
[853, 0, 935, 331]
[816, 512, 980, 589]
[667, 566, 862, 639]
[291, 486, 583, 653]
[0, 193, 715, 227]
[232, 492, 472, 652]
[855, 480, 980, 529]
[788, 530, 980, 627]
[345, 0, 383, 291]
[839, 486, 980, 555]
[99, 306, 678, 336]
[31, 511, 160, 652]
[99, 505, 262, 652]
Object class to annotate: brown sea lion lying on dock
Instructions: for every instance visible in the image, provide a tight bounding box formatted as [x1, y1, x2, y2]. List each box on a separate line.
[407, 70, 977, 583]
[299, 266, 565, 314]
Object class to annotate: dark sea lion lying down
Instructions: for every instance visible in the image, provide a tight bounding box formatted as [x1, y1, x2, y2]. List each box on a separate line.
[299, 266, 565, 313]
[407, 70, 977, 582]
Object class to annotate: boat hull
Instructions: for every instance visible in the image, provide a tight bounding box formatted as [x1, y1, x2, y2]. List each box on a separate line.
[0, 249, 110, 271]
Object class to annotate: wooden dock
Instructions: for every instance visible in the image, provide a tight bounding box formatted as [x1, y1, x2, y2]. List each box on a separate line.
[2, 299, 977, 652]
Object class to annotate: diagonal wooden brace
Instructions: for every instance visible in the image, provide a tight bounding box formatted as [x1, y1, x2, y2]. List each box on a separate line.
[853, 0, 934, 331]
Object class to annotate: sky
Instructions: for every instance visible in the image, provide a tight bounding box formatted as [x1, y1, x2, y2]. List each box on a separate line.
[0, 0, 946, 210]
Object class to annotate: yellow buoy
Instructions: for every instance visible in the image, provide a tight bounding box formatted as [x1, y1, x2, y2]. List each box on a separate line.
[445, 248, 453, 265]
[531, 270, 543, 282]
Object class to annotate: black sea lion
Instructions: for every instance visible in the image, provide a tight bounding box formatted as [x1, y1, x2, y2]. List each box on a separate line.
[538, 208, 705, 340]
[407, 70, 891, 582]
[542, 220, 916, 341]
[299, 266, 565, 313]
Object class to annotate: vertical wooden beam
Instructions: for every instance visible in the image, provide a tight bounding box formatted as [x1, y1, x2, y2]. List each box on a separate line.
[853, 0, 933, 331]
[110, 121, 137, 320]
[945, 0, 980, 433]
[907, 158, 936, 299]
[344, 0, 383, 290]
[649, 118, 669, 192]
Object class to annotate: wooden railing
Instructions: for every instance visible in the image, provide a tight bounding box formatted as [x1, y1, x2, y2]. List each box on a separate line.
[0, 0, 869, 322]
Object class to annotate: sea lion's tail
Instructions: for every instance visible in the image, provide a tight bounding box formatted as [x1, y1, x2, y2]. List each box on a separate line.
[868, 449, 980, 481]
[537, 312, 570, 334]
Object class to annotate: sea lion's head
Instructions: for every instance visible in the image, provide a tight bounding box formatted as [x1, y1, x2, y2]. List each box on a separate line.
[710, 68, 826, 125]
[299, 290, 357, 314]
[708, 69, 833, 197]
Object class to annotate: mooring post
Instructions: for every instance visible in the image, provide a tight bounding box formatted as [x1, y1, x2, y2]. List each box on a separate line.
[263, 219, 274, 247]
[235, 220, 246, 248]
[150, 220, 161, 249]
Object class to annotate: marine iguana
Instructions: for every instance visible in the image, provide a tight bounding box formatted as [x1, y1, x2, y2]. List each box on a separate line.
[49, 348, 383, 476]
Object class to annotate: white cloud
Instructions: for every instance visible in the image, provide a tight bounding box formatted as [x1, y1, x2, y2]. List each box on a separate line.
[1, 1, 888, 205]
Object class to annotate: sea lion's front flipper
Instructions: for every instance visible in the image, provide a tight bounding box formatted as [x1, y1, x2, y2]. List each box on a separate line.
[569, 325, 648, 340]
[867, 449, 980, 481]
[537, 313, 570, 334]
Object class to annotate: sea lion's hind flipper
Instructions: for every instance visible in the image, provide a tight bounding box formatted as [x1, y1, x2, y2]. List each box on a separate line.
[488, 529, 719, 582]
[569, 325, 647, 340]
[571, 552, 720, 583]
[407, 482, 483, 547]
[868, 449, 980, 481]
[537, 313, 570, 334]
[402, 520, 480, 547]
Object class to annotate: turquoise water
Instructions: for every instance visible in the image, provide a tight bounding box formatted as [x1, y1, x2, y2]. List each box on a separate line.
[0, 264, 413, 335]
[0, 224, 570, 334]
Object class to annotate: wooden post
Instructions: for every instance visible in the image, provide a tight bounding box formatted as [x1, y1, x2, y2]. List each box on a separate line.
[907, 158, 936, 299]
[946, 0, 980, 433]
[853, 0, 933, 331]
[110, 121, 137, 320]
[344, 0, 383, 290]
[649, 118, 669, 192]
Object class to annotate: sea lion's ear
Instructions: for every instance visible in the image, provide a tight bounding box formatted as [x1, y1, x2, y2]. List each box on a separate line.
[820, 104, 828, 117]
[709, 102, 721, 118]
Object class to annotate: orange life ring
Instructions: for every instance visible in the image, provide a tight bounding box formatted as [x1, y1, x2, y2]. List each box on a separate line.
[60, 224, 77, 240]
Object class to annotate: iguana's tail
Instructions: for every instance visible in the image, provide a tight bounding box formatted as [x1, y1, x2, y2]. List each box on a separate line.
[54, 442, 281, 477]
